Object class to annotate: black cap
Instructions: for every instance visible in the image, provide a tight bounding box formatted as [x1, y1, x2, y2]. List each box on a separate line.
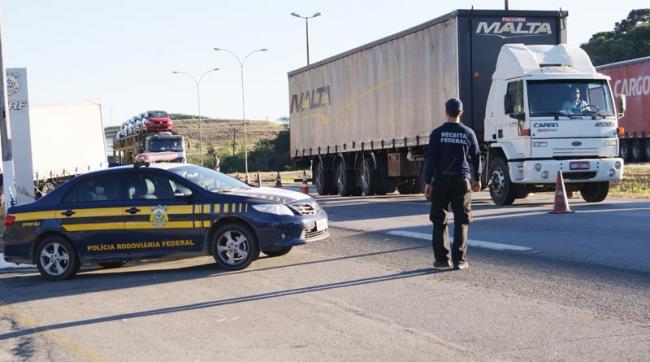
[445, 98, 463, 113]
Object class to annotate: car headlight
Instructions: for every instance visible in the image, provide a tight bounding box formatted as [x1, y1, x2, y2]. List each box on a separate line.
[252, 204, 294, 216]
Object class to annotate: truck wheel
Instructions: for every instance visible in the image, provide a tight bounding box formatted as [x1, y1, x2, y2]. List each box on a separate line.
[619, 139, 630, 161]
[397, 179, 416, 194]
[488, 157, 517, 206]
[35, 236, 79, 281]
[313, 160, 334, 195]
[580, 182, 609, 203]
[644, 139, 650, 161]
[631, 139, 642, 162]
[360, 157, 378, 196]
[335, 161, 355, 196]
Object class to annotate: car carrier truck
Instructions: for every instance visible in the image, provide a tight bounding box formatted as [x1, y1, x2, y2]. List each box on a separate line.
[597, 56, 650, 162]
[288, 9, 625, 205]
[112, 114, 186, 165]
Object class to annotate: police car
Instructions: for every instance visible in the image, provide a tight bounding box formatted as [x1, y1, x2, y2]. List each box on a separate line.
[1, 163, 329, 280]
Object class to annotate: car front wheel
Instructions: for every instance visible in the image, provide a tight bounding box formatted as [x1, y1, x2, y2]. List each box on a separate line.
[212, 223, 259, 270]
[35, 236, 79, 281]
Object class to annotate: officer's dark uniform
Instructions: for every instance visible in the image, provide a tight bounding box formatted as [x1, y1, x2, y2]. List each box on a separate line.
[423, 99, 480, 268]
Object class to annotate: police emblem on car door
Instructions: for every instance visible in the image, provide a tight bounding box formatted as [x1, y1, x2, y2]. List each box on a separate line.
[150, 205, 169, 228]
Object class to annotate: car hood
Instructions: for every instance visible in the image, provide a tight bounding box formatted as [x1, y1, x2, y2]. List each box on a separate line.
[225, 186, 312, 204]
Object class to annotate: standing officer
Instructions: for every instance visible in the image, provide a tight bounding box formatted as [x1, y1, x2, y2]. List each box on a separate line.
[423, 98, 481, 270]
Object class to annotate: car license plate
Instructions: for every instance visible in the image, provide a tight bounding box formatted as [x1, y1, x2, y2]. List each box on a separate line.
[569, 161, 590, 170]
[315, 218, 328, 231]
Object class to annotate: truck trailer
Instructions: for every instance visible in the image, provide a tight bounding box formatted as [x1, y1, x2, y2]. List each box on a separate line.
[597, 56, 650, 162]
[289, 9, 625, 205]
[2, 100, 108, 201]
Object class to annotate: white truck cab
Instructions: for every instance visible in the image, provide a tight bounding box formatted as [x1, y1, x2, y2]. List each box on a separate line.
[484, 44, 625, 205]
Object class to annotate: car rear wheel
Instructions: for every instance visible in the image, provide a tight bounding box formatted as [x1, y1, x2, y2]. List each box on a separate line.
[262, 247, 293, 257]
[212, 223, 258, 270]
[35, 236, 79, 281]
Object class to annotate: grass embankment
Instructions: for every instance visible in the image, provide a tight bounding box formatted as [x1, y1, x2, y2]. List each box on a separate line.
[610, 163, 650, 199]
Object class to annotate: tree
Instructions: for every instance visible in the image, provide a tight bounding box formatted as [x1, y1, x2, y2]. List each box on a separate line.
[581, 9, 650, 66]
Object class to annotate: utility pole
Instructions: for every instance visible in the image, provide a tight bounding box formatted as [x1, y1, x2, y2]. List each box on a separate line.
[232, 128, 237, 156]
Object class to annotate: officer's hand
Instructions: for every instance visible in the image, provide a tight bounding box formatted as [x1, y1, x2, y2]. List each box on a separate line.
[471, 180, 481, 192]
[424, 184, 432, 199]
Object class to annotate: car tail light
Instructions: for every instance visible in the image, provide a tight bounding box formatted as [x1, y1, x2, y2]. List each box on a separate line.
[4, 215, 16, 226]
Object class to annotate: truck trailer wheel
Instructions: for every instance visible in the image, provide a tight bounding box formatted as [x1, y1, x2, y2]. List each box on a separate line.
[313, 159, 335, 195]
[631, 139, 643, 162]
[360, 157, 378, 196]
[580, 182, 609, 203]
[335, 160, 356, 196]
[488, 157, 517, 206]
[643, 139, 650, 162]
[619, 139, 630, 161]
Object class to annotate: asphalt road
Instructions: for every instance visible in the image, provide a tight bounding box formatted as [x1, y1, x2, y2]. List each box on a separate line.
[0, 191, 648, 360]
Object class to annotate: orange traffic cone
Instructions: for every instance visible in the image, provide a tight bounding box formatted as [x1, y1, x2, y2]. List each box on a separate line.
[550, 171, 574, 214]
[275, 171, 282, 187]
[256, 171, 262, 187]
[300, 170, 309, 194]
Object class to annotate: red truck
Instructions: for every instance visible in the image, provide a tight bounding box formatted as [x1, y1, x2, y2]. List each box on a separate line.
[597, 56, 650, 162]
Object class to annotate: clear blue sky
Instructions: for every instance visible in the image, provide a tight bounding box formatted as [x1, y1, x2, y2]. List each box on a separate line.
[2, 0, 647, 126]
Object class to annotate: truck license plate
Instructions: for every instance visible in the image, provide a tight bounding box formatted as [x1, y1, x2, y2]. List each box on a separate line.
[569, 161, 590, 170]
[315, 218, 328, 231]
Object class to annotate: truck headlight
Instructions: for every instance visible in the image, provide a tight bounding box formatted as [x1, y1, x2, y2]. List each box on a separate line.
[252, 204, 294, 216]
[604, 139, 617, 147]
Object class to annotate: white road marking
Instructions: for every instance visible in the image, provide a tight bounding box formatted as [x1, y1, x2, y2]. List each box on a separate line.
[386, 231, 533, 252]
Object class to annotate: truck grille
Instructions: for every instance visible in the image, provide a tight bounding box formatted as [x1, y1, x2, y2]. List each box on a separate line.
[563, 172, 597, 180]
[290, 203, 318, 215]
[553, 148, 598, 157]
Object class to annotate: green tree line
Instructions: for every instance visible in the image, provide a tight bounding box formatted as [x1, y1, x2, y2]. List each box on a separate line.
[581, 9, 650, 65]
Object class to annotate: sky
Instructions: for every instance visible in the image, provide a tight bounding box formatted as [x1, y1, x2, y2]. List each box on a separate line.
[1, 0, 648, 126]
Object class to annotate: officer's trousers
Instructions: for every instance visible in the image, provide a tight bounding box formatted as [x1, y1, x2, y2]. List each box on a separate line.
[429, 175, 473, 264]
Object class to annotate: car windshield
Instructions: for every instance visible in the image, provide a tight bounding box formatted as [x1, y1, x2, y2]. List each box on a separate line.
[149, 138, 183, 152]
[169, 165, 250, 192]
[527, 80, 615, 117]
[149, 111, 168, 118]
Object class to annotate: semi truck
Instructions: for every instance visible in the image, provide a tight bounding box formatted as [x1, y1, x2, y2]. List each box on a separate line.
[1, 99, 108, 202]
[597, 56, 650, 162]
[112, 114, 186, 165]
[288, 9, 625, 205]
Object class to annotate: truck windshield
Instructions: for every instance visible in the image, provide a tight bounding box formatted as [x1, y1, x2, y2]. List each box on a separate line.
[527, 80, 615, 117]
[149, 138, 183, 152]
[169, 165, 250, 192]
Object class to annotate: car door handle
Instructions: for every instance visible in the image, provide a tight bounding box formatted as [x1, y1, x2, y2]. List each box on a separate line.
[125, 207, 141, 215]
[61, 210, 75, 217]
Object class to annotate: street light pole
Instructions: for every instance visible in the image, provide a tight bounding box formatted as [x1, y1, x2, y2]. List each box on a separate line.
[213, 48, 267, 181]
[291, 12, 321, 65]
[172, 68, 219, 166]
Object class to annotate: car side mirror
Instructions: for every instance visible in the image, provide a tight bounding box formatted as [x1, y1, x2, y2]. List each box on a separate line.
[504, 94, 514, 115]
[616, 94, 626, 116]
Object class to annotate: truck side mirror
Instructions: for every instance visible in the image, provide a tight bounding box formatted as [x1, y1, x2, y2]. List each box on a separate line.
[616, 94, 626, 116]
[504, 94, 514, 115]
